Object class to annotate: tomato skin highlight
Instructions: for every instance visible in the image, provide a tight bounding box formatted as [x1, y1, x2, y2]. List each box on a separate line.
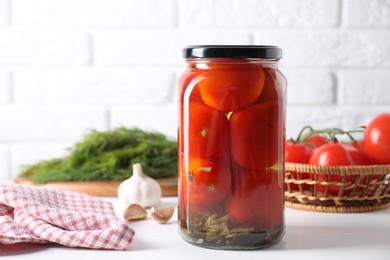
[363, 113, 390, 165]
[309, 143, 366, 195]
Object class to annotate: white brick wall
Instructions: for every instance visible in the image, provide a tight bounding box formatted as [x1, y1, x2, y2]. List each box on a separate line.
[0, 145, 9, 180]
[94, 30, 251, 66]
[10, 142, 72, 178]
[285, 70, 336, 105]
[343, 70, 390, 105]
[0, 29, 92, 65]
[255, 30, 390, 68]
[0, 0, 389, 180]
[287, 106, 344, 137]
[111, 105, 177, 139]
[12, 0, 176, 27]
[13, 68, 175, 105]
[0, 105, 107, 141]
[0, 69, 10, 103]
[178, 0, 341, 28]
[347, 0, 390, 27]
[0, 0, 9, 26]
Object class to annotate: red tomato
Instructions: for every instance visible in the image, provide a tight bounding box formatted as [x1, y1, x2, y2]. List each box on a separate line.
[178, 77, 204, 155]
[230, 102, 280, 170]
[185, 157, 232, 210]
[285, 141, 316, 163]
[178, 69, 196, 95]
[363, 113, 390, 164]
[353, 139, 364, 152]
[352, 139, 383, 183]
[178, 69, 205, 104]
[184, 103, 229, 158]
[309, 143, 366, 196]
[198, 64, 265, 112]
[285, 141, 316, 190]
[306, 135, 328, 148]
[256, 68, 279, 102]
[228, 167, 284, 229]
[309, 143, 366, 166]
[353, 139, 374, 163]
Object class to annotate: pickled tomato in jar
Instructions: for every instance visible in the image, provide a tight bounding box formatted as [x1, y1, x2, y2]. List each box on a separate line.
[177, 46, 286, 250]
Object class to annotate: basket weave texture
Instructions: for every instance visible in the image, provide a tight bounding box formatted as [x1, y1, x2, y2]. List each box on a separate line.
[284, 162, 390, 213]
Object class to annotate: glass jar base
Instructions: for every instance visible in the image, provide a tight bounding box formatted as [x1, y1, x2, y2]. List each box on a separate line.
[179, 225, 284, 250]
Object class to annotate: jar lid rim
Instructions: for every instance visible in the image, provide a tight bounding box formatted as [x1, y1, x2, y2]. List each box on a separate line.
[183, 45, 282, 59]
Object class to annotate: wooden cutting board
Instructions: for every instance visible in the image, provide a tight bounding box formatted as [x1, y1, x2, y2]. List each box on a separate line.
[14, 177, 178, 197]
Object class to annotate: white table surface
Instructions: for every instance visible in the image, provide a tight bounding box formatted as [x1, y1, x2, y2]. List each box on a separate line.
[1, 196, 390, 260]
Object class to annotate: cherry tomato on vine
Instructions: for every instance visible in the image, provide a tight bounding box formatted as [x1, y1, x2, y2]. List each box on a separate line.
[363, 113, 390, 165]
[185, 103, 229, 158]
[285, 141, 316, 190]
[308, 143, 366, 196]
[352, 139, 364, 152]
[185, 157, 232, 210]
[352, 139, 374, 163]
[309, 143, 366, 166]
[228, 167, 283, 229]
[198, 63, 265, 112]
[306, 135, 328, 148]
[285, 141, 316, 163]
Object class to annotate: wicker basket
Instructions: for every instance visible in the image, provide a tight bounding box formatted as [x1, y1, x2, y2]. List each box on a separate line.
[284, 162, 390, 213]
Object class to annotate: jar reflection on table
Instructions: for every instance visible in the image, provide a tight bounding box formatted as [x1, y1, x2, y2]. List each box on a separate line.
[177, 46, 287, 250]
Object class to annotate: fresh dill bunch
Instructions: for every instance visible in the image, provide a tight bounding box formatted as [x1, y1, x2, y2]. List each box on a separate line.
[20, 128, 178, 184]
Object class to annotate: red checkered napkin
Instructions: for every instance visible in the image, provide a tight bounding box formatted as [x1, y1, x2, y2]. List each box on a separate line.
[0, 183, 135, 250]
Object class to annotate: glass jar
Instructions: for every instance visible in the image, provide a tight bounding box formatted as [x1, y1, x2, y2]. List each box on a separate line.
[177, 45, 286, 250]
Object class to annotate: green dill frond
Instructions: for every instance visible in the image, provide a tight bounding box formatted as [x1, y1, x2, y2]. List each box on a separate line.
[20, 128, 178, 184]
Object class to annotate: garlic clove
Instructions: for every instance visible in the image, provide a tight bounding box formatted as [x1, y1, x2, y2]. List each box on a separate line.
[151, 206, 174, 224]
[117, 163, 162, 208]
[123, 204, 147, 221]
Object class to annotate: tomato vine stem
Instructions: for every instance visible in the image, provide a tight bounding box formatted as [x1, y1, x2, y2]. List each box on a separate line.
[294, 126, 364, 143]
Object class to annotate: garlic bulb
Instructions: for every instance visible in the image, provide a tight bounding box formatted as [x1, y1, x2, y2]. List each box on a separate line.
[117, 163, 161, 208]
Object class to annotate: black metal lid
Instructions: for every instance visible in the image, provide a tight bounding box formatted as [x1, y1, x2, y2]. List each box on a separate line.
[183, 45, 282, 60]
